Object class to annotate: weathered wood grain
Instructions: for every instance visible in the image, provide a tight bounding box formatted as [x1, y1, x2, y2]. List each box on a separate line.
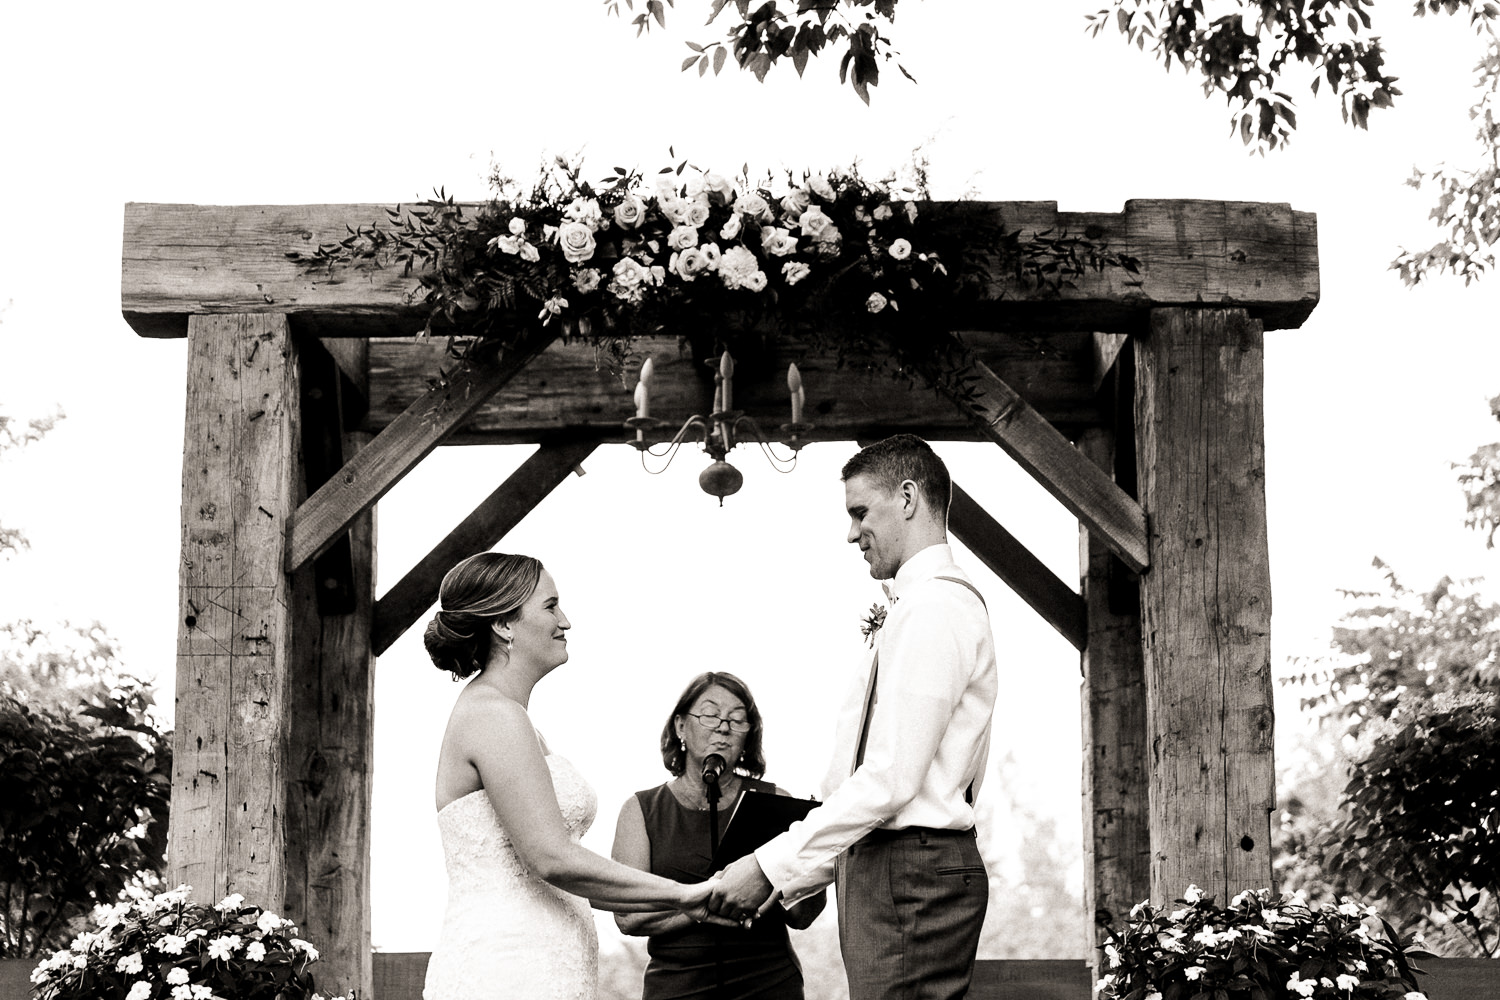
[287, 330, 558, 571]
[283, 421, 375, 1000]
[1077, 428, 1149, 975]
[170, 314, 298, 906]
[1134, 308, 1276, 905]
[372, 439, 600, 655]
[361, 332, 1108, 443]
[948, 484, 1086, 650]
[934, 348, 1150, 573]
[121, 200, 1319, 339]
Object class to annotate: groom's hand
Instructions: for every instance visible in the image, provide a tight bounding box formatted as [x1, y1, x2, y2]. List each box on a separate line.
[707, 855, 773, 919]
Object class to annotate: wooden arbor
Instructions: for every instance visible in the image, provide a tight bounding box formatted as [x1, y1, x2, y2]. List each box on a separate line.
[122, 198, 1316, 994]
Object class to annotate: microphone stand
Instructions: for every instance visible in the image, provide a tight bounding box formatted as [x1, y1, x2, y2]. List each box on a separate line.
[702, 759, 725, 997]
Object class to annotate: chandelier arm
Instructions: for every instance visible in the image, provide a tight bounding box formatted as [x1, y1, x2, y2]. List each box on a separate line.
[733, 416, 800, 472]
[638, 416, 709, 474]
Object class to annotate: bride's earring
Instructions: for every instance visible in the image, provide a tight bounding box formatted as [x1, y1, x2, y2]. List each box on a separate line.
[679, 739, 686, 752]
[492, 622, 514, 647]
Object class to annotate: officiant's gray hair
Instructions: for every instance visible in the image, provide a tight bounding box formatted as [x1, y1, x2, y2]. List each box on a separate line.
[842, 434, 951, 519]
[424, 552, 543, 679]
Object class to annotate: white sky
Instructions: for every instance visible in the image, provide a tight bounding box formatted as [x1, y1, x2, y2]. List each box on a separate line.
[2, 0, 1499, 955]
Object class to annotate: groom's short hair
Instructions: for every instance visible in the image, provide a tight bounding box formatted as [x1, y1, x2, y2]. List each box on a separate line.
[842, 434, 951, 520]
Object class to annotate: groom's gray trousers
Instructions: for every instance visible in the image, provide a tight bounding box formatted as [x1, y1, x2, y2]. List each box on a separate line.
[834, 826, 988, 1000]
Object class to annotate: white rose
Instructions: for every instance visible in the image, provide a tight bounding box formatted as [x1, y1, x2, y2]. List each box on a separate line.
[671, 248, 710, 281]
[507, 217, 526, 236]
[654, 171, 678, 198]
[734, 192, 773, 222]
[573, 268, 601, 294]
[659, 196, 691, 225]
[667, 225, 699, 251]
[888, 238, 912, 261]
[743, 270, 768, 292]
[563, 197, 602, 229]
[720, 214, 743, 240]
[866, 292, 887, 313]
[798, 207, 835, 241]
[683, 199, 711, 228]
[519, 242, 540, 263]
[612, 196, 646, 229]
[556, 222, 597, 264]
[809, 174, 835, 201]
[698, 242, 722, 270]
[782, 260, 810, 285]
[905, 201, 919, 223]
[612, 257, 650, 289]
[780, 188, 811, 218]
[761, 226, 797, 257]
[648, 265, 666, 285]
[703, 172, 736, 203]
[873, 203, 893, 221]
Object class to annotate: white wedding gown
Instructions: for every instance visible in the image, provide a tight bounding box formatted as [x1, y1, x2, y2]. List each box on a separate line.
[424, 754, 599, 1000]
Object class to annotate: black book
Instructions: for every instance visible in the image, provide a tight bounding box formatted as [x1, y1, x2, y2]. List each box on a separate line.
[713, 789, 820, 867]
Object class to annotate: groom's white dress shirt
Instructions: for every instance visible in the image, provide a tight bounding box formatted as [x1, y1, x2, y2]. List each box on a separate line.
[755, 543, 998, 906]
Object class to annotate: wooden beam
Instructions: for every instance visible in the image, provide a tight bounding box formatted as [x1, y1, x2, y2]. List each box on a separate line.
[1134, 307, 1275, 905]
[170, 314, 299, 906]
[318, 337, 370, 418]
[1076, 428, 1149, 978]
[363, 332, 1109, 443]
[121, 200, 1319, 339]
[287, 331, 557, 571]
[948, 484, 1086, 650]
[932, 347, 1150, 573]
[1090, 334, 1128, 394]
[371, 439, 599, 655]
[284, 430, 375, 999]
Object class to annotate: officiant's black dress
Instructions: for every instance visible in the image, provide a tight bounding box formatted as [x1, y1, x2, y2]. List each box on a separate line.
[635, 781, 806, 1000]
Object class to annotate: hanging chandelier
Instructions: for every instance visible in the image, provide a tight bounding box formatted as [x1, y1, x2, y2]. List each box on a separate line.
[623, 351, 813, 504]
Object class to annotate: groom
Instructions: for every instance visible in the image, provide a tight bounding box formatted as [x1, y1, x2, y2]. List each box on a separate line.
[709, 434, 998, 999]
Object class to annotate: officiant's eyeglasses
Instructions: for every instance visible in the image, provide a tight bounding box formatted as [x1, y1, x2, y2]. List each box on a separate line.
[685, 712, 752, 733]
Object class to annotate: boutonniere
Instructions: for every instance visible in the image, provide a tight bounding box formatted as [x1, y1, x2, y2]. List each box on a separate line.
[860, 603, 888, 648]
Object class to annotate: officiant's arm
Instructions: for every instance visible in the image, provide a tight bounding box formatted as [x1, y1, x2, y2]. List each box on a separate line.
[607, 796, 696, 934]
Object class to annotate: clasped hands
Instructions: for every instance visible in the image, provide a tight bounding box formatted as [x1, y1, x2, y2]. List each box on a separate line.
[704, 854, 780, 927]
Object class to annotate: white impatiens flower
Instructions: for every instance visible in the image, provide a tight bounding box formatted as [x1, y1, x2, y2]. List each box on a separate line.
[1338, 900, 1362, 917]
[116, 953, 144, 975]
[1404, 994, 1428, 1000]
[1169, 908, 1189, 921]
[1144, 994, 1162, 1000]
[124, 823, 149, 840]
[1183, 884, 1204, 903]
[126, 981, 152, 1000]
[214, 894, 244, 913]
[167, 967, 191, 986]
[1104, 943, 1121, 968]
[290, 939, 320, 961]
[207, 935, 240, 961]
[171, 986, 193, 1000]
[244, 941, 267, 962]
[1337, 974, 1360, 991]
[190, 986, 215, 1000]
[1184, 967, 1205, 981]
[1287, 972, 1316, 998]
[158, 934, 187, 955]
[1093, 974, 1115, 993]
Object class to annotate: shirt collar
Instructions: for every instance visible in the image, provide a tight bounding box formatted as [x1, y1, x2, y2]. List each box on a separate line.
[884, 543, 954, 602]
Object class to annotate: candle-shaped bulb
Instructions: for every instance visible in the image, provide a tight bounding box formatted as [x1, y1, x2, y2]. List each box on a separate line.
[788, 363, 804, 425]
[634, 358, 652, 419]
[719, 351, 734, 414]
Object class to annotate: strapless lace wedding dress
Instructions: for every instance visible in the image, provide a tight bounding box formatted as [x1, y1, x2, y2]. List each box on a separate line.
[424, 754, 599, 1000]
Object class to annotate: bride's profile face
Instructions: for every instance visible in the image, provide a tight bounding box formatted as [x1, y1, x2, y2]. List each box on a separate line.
[507, 570, 571, 670]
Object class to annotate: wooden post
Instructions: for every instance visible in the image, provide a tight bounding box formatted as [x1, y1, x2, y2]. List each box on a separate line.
[1078, 427, 1149, 975]
[171, 314, 300, 906]
[283, 343, 376, 996]
[1134, 308, 1275, 905]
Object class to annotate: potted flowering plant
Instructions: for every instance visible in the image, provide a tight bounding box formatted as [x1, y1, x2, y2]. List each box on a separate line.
[1096, 886, 1429, 1000]
[27, 876, 346, 1000]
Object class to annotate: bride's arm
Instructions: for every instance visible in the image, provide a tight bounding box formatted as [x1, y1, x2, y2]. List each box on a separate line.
[607, 796, 696, 934]
[463, 692, 709, 913]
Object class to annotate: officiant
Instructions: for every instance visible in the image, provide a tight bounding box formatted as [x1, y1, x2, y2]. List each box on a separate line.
[612, 671, 827, 1000]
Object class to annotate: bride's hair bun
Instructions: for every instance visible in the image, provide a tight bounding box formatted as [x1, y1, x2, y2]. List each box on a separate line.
[424, 552, 544, 679]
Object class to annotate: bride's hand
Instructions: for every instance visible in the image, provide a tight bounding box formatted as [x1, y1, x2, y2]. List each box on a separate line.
[680, 878, 741, 928]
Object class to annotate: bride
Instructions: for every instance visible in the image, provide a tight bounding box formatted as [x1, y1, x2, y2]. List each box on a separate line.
[422, 552, 723, 1000]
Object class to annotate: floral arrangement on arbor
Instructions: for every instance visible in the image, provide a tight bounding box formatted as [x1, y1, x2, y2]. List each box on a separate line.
[1096, 886, 1428, 1000]
[294, 154, 1135, 391]
[29, 877, 345, 1000]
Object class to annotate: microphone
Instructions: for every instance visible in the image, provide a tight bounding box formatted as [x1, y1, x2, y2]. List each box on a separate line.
[701, 753, 726, 786]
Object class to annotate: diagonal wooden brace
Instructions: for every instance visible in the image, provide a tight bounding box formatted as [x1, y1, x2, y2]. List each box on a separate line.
[949, 484, 1086, 651]
[287, 331, 558, 571]
[935, 343, 1149, 573]
[371, 438, 600, 655]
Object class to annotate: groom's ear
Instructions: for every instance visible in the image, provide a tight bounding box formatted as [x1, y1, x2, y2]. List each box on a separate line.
[898, 480, 920, 519]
